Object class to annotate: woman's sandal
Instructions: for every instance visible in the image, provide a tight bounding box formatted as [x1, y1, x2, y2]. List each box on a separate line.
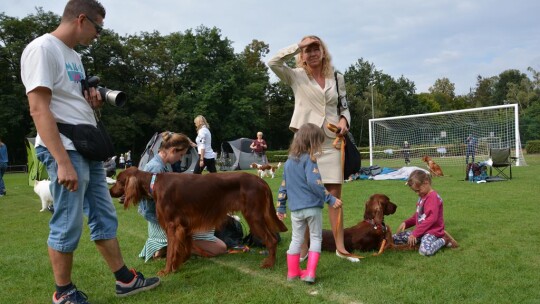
[335, 250, 363, 262]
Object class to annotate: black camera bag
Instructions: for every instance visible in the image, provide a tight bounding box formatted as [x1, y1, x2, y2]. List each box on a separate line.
[57, 119, 115, 162]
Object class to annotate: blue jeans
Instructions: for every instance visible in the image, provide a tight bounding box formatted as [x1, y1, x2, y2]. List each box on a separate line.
[36, 146, 118, 252]
[0, 162, 6, 193]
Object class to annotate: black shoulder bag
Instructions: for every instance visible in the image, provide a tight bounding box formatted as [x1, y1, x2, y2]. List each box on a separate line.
[57, 111, 115, 162]
[334, 72, 361, 179]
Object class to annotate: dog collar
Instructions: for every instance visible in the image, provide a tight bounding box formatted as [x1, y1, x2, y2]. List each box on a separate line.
[149, 174, 157, 194]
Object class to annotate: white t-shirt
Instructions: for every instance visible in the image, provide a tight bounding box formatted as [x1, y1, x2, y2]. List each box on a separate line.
[196, 126, 215, 159]
[21, 33, 96, 149]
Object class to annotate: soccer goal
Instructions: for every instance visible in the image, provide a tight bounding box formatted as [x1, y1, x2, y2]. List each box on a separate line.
[368, 104, 526, 168]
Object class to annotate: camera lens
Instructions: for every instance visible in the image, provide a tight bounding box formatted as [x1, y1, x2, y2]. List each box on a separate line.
[98, 87, 126, 107]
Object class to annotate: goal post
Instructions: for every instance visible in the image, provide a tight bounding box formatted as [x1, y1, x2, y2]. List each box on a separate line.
[368, 104, 526, 167]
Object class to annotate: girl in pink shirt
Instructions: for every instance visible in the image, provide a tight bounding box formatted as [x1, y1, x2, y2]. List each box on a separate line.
[393, 170, 458, 256]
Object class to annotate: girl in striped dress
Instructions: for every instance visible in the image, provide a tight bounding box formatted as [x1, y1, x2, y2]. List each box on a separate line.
[138, 131, 227, 261]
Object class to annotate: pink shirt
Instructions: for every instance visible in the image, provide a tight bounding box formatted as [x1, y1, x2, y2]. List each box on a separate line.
[404, 190, 445, 238]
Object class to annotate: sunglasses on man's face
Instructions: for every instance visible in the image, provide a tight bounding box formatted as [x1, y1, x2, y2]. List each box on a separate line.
[85, 15, 103, 34]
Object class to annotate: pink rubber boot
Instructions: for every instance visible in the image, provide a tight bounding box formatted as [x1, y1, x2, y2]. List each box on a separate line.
[287, 253, 301, 281]
[301, 251, 320, 284]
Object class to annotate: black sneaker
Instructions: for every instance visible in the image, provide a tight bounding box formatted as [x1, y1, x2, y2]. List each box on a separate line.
[52, 286, 90, 304]
[116, 269, 160, 297]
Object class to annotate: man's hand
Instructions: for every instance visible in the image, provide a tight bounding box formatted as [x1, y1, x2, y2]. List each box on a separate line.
[57, 162, 79, 192]
[83, 87, 103, 109]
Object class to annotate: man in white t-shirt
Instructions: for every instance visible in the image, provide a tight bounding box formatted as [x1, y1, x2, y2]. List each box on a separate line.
[20, 1, 159, 302]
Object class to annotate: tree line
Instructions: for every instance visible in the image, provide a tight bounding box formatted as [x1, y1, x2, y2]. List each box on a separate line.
[1, 8, 539, 165]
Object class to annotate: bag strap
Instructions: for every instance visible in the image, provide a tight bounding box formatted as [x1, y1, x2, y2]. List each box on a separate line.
[334, 71, 341, 114]
[57, 123, 75, 140]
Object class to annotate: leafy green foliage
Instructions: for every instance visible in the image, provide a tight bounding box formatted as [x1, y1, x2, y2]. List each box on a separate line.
[1, 8, 539, 165]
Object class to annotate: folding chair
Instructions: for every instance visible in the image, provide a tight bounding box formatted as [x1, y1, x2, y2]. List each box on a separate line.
[489, 148, 513, 180]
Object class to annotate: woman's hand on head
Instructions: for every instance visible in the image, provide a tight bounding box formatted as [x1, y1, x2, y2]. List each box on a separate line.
[298, 37, 319, 49]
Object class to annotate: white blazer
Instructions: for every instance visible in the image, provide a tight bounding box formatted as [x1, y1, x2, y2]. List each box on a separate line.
[268, 44, 351, 138]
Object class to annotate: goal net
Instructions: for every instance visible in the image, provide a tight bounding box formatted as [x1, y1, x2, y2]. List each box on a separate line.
[368, 104, 526, 168]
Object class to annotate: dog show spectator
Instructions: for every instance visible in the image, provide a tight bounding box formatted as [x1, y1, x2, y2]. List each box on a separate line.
[137, 131, 226, 260]
[269, 35, 358, 262]
[276, 123, 343, 283]
[250, 131, 268, 164]
[0, 138, 8, 196]
[465, 134, 477, 164]
[20, 0, 160, 302]
[393, 170, 458, 256]
[193, 115, 217, 174]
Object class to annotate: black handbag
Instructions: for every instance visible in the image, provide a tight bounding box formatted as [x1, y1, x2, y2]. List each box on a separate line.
[57, 116, 115, 162]
[334, 72, 361, 178]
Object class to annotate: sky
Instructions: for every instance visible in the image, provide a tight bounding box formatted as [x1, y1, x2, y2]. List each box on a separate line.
[2, 0, 540, 95]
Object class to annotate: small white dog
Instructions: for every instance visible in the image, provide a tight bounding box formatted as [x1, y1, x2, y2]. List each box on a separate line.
[34, 180, 53, 212]
[250, 162, 282, 179]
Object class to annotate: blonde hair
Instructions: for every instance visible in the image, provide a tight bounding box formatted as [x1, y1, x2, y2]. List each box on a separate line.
[295, 35, 334, 79]
[288, 123, 325, 162]
[194, 115, 210, 131]
[406, 170, 432, 187]
[257, 131, 263, 137]
[160, 131, 191, 152]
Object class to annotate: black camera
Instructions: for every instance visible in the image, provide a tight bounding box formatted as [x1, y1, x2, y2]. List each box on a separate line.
[81, 76, 126, 107]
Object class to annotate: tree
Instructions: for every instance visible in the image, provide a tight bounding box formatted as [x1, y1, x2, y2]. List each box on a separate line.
[429, 77, 456, 99]
[0, 9, 60, 164]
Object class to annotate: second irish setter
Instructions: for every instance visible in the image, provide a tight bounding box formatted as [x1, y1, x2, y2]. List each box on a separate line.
[422, 155, 444, 177]
[321, 194, 397, 256]
[110, 167, 287, 275]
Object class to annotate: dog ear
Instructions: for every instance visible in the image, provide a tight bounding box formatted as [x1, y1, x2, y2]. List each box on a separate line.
[123, 176, 141, 209]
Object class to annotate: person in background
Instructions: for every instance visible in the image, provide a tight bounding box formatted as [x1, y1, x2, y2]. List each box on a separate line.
[137, 131, 225, 259]
[276, 123, 343, 284]
[392, 170, 458, 256]
[250, 131, 268, 164]
[119, 153, 125, 169]
[125, 150, 132, 167]
[193, 115, 217, 174]
[0, 138, 8, 196]
[20, 1, 160, 302]
[465, 134, 477, 164]
[403, 141, 411, 166]
[268, 35, 358, 262]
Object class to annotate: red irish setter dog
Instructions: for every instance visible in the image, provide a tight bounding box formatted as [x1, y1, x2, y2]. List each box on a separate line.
[321, 194, 397, 256]
[422, 155, 444, 177]
[110, 167, 287, 275]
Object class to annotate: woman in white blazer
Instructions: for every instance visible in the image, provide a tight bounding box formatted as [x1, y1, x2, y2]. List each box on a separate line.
[269, 35, 359, 262]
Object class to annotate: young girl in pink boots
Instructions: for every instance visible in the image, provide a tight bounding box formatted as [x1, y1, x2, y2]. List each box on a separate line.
[276, 123, 343, 283]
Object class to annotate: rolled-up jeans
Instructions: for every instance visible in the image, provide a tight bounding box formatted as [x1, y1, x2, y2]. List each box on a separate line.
[36, 146, 118, 252]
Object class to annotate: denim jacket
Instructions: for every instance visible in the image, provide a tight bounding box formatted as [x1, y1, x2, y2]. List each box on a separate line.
[138, 154, 168, 223]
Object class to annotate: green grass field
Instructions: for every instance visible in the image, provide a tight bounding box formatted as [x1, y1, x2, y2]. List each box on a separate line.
[1, 155, 539, 303]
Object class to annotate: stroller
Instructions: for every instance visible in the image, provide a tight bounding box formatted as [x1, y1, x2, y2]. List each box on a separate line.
[104, 156, 117, 178]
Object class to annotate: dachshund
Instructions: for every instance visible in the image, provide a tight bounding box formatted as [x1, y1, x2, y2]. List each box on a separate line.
[250, 162, 282, 179]
[110, 167, 287, 275]
[321, 194, 397, 256]
[422, 155, 444, 177]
